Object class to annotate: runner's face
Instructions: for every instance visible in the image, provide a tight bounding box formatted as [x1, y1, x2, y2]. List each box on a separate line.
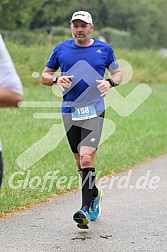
[71, 20, 93, 44]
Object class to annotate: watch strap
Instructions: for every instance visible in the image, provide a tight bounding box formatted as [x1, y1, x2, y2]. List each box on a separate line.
[52, 76, 59, 84]
[106, 78, 115, 88]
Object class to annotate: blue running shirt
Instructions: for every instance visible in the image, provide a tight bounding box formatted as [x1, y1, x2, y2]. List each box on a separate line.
[46, 38, 119, 115]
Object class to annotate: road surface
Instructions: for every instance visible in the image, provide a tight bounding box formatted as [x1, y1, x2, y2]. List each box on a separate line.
[0, 154, 167, 251]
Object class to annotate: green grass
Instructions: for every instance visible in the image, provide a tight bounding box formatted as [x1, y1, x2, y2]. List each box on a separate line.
[5, 41, 167, 86]
[0, 82, 167, 216]
[116, 49, 167, 84]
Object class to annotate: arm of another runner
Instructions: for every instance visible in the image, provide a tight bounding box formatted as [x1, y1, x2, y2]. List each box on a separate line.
[41, 67, 74, 91]
[0, 88, 23, 107]
[0, 34, 24, 107]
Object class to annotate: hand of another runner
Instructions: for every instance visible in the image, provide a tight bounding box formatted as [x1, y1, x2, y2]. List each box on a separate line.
[57, 75, 74, 91]
[96, 79, 110, 97]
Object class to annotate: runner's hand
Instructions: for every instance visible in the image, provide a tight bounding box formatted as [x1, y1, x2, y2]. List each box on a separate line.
[57, 75, 74, 91]
[96, 79, 110, 97]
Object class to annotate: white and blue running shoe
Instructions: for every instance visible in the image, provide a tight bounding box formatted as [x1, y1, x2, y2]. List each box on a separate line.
[89, 189, 103, 221]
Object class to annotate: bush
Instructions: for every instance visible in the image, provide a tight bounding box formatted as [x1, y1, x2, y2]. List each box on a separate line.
[0, 27, 73, 46]
[100, 27, 132, 48]
[0, 30, 50, 46]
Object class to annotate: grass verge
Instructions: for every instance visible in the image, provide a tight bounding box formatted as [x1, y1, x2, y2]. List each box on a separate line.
[0, 82, 167, 216]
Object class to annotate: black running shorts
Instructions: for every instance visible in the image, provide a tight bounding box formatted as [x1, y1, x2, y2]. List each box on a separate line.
[63, 110, 105, 153]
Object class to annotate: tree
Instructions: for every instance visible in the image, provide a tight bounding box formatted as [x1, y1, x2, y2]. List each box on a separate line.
[30, 0, 77, 29]
[0, 0, 167, 48]
[0, 0, 42, 30]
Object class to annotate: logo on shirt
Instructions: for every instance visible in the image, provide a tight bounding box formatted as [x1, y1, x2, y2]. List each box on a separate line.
[96, 49, 102, 53]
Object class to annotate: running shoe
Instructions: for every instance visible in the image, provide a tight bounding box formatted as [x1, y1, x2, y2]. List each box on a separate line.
[89, 189, 103, 221]
[73, 206, 90, 229]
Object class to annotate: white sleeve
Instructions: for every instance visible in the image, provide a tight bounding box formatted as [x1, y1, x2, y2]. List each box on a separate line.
[0, 34, 23, 95]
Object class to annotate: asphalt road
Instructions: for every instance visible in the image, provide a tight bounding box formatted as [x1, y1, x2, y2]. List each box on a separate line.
[0, 154, 167, 252]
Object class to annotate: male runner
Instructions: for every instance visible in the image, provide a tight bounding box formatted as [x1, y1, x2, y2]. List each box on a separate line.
[41, 11, 122, 229]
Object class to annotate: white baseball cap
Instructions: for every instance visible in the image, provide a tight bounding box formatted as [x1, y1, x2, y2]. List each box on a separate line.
[70, 11, 93, 25]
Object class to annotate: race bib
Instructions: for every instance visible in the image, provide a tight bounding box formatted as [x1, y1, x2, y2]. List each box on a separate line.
[72, 104, 97, 121]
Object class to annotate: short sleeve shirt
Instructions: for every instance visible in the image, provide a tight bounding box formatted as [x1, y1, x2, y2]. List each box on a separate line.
[0, 34, 23, 151]
[46, 38, 119, 115]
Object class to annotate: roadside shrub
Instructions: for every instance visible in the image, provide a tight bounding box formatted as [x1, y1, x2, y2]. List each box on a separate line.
[100, 27, 132, 48]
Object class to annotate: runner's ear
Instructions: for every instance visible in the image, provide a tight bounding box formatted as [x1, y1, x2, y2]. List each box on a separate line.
[90, 24, 94, 30]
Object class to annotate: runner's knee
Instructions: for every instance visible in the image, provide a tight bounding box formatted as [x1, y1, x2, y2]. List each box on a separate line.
[80, 155, 92, 167]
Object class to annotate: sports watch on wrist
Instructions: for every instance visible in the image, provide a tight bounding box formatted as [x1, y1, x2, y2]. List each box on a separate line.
[52, 76, 59, 84]
[106, 78, 115, 88]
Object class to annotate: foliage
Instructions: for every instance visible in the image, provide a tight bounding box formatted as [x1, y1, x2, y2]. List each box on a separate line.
[100, 27, 131, 48]
[0, 28, 71, 46]
[0, 0, 167, 48]
[0, 0, 42, 30]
